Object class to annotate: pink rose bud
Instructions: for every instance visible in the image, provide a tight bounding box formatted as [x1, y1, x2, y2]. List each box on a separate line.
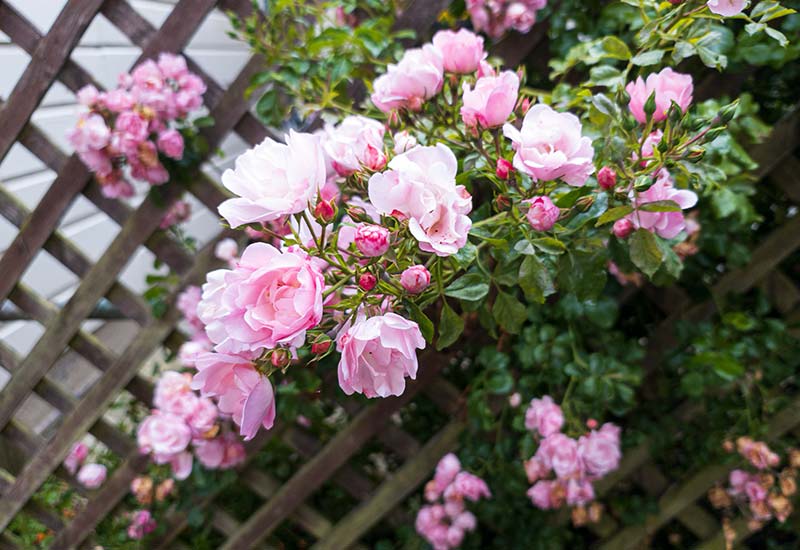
[523, 196, 560, 232]
[157, 129, 185, 159]
[311, 339, 332, 355]
[432, 29, 485, 74]
[314, 199, 336, 225]
[613, 218, 634, 239]
[64, 442, 89, 475]
[586, 418, 599, 429]
[77, 463, 107, 489]
[393, 130, 417, 154]
[508, 392, 522, 408]
[359, 272, 377, 291]
[597, 166, 617, 190]
[214, 238, 238, 262]
[270, 348, 291, 368]
[400, 265, 431, 294]
[496, 158, 513, 179]
[355, 224, 390, 257]
[461, 71, 520, 129]
[520, 97, 531, 115]
[477, 60, 496, 78]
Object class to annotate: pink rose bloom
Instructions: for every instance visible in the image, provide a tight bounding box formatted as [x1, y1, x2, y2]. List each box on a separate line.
[524, 395, 564, 436]
[185, 396, 218, 435]
[626, 169, 698, 239]
[77, 463, 107, 489]
[77, 148, 112, 176]
[156, 129, 184, 159]
[453, 511, 477, 531]
[99, 175, 134, 198]
[728, 469, 751, 496]
[400, 265, 431, 294]
[625, 68, 693, 123]
[393, 130, 417, 154]
[194, 438, 225, 469]
[192, 354, 276, 440]
[154, 371, 192, 412]
[115, 111, 149, 142]
[744, 480, 767, 502]
[503, 104, 595, 186]
[214, 238, 239, 263]
[76, 85, 100, 106]
[566, 478, 595, 506]
[68, 113, 110, 153]
[508, 392, 522, 408]
[102, 89, 135, 112]
[434, 453, 462, 492]
[432, 29, 486, 74]
[524, 457, 550, 483]
[323, 116, 386, 176]
[445, 471, 492, 502]
[64, 442, 89, 475]
[368, 144, 472, 256]
[354, 224, 390, 257]
[198, 243, 325, 353]
[336, 313, 426, 398]
[177, 285, 203, 331]
[131, 59, 163, 90]
[578, 423, 622, 477]
[371, 45, 443, 113]
[523, 196, 560, 232]
[137, 411, 192, 457]
[461, 71, 520, 129]
[505, 2, 539, 33]
[221, 434, 247, 468]
[741, 440, 780, 470]
[535, 433, 583, 479]
[127, 509, 157, 540]
[707, 0, 747, 16]
[157, 52, 189, 79]
[446, 526, 465, 547]
[527, 479, 557, 509]
[219, 131, 327, 227]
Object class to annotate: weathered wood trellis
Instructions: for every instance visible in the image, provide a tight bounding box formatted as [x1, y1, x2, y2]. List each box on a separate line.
[0, 0, 798, 548]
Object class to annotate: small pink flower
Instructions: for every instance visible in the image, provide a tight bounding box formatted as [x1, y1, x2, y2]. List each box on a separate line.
[503, 104, 595, 186]
[159, 200, 191, 229]
[625, 68, 693, 124]
[446, 526, 465, 547]
[127, 510, 157, 540]
[68, 113, 110, 153]
[336, 313, 425, 398]
[194, 438, 226, 469]
[578, 423, 621, 477]
[154, 371, 192, 412]
[77, 463, 107, 489]
[77, 85, 100, 106]
[115, 111, 149, 142]
[523, 457, 550, 483]
[358, 273, 377, 291]
[434, 453, 462, 492]
[626, 169, 697, 239]
[744, 480, 767, 502]
[535, 433, 583, 479]
[400, 265, 431, 294]
[461, 71, 520, 129]
[221, 433, 247, 468]
[156, 129, 184, 159]
[527, 479, 557, 509]
[508, 392, 522, 408]
[137, 411, 192, 456]
[185, 396, 218, 435]
[168, 451, 193, 480]
[707, 0, 747, 16]
[496, 158, 512, 179]
[64, 442, 89, 475]
[613, 218, 634, 239]
[157, 52, 189, 79]
[445, 471, 492, 502]
[565, 478, 595, 506]
[523, 196, 560, 232]
[597, 166, 617, 190]
[214, 238, 239, 262]
[371, 45, 443, 113]
[453, 511, 477, 531]
[393, 130, 417, 154]
[728, 469, 751, 496]
[432, 29, 486, 74]
[524, 395, 564, 436]
[323, 116, 386, 176]
[355, 224, 390, 257]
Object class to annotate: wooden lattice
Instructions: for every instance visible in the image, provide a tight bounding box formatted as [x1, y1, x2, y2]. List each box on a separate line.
[0, 1, 798, 549]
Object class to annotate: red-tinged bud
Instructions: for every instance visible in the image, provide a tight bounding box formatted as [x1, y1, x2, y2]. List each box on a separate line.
[313, 199, 336, 225]
[494, 194, 511, 211]
[359, 272, 377, 291]
[613, 218, 635, 239]
[496, 158, 513, 179]
[270, 348, 291, 369]
[597, 166, 617, 190]
[586, 418, 598, 429]
[311, 338, 331, 355]
[520, 97, 531, 115]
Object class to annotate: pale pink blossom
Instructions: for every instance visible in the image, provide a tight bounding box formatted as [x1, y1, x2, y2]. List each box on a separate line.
[336, 313, 425, 398]
[64, 442, 89, 475]
[508, 392, 522, 408]
[432, 29, 486, 74]
[214, 238, 239, 262]
[524, 395, 564, 436]
[434, 453, 462, 493]
[219, 131, 327, 227]
[167, 451, 193, 480]
[137, 411, 192, 457]
[220, 432, 247, 468]
[127, 510, 156, 540]
[461, 71, 519, 129]
[626, 169, 698, 239]
[523, 196, 560, 232]
[77, 463, 107, 489]
[68, 113, 110, 152]
[159, 199, 191, 229]
[194, 438, 226, 469]
[177, 285, 203, 332]
[626, 68, 693, 123]
[578, 423, 622, 477]
[157, 52, 189, 79]
[371, 45, 443, 113]
[527, 479, 557, 509]
[565, 478, 595, 506]
[156, 128, 184, 159]
[355, 224, 390, 257]
[154, 371, 193, 413]
[467, 0, 547, 38]
[197, 243, 325, 354]
[524, 457, 550, 483]
[368, 144, 472, 256]
[185, 396, 218, 435]
[323, 116, 386, 176]
[707, 0, 747, 16]
[535, 433, 583, 479]
[445, 472, 492, 502]
[393, 130, 417, 154]
[76, 85, 100, 106]
[400, 265, 431, 294]
[503, 104, 595, 186]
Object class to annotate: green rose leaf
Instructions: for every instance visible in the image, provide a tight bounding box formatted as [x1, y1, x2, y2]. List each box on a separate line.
[492, 291, 527, 334]
[437, 301, 465, 351]
[444, 273, 490, 302]
[629, 229, 663, 278]
[519, 255, 555, 304]
[596, 205, 634, 226]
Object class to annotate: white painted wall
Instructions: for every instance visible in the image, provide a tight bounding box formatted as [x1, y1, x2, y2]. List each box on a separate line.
[0, 0, 253, 432]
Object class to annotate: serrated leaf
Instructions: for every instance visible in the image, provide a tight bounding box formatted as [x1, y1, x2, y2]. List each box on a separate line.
[530, 237, 567, 255]
[436, 301, 465, 351]
[637, 200, 681, 212]
[596, 205, 634, 226]
[629, 229, 663, 278]
[519, 255, 555, 304]
[444, 273, 490, 302]
[631, 49, 665, 66]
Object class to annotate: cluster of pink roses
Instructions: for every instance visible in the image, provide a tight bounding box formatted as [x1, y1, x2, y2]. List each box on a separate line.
[523, 396, 621, 520]
[67, 53, 205, 198]
[64, 442, 107, 490]
[416, 453, 491, 550]
[467, 0, 548, 38]
[137, 371, 245, 478]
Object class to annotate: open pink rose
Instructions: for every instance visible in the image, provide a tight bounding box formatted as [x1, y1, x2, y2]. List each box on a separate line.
[219, 131, 326, 227]
[444, 472, 492, 502]
[156, 128, 184, 159]
[707, 0, 747, 16]
[503, 104, 595, 186]
[127, 510, 157, 540]
[68, 113, 111, 153]
[432, 29, 485, 74]
[194, 438, 226, 469]
[527, 479, 557, 509]
[64, 442, 89, 475]
[336, 313, 426, 398]
[577, 422, 622, 477]
[198, 243, 325, 354]
[323, 115, 386, 176]
[461, 71, 519, 129]
[137, 411, 192, 457]
[371, 45, 443, 113]
[524, 395, 564, 436]
[626, 169, 698, 239]
[625, 68, 693, 123]
[434, 453, 462, 493]
[535, 433, 583, 479]
[565, 478, 595, 506]
[154, 371, 192, 411]
[77, 463, 107, 489]
[368, 144, 472, 256]
[218, 365, 276, 440]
